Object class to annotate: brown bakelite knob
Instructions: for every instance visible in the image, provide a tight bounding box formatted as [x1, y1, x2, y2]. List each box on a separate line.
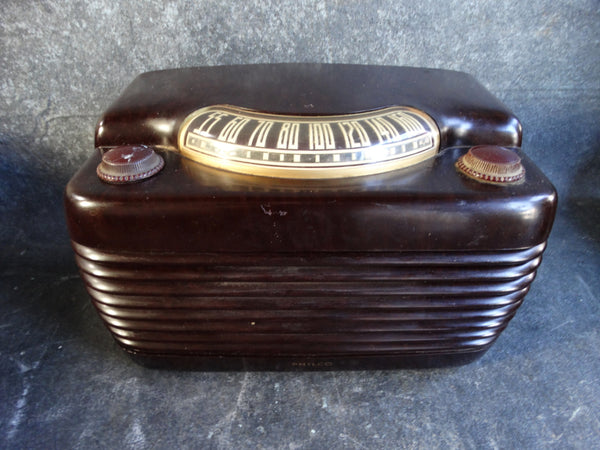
[97, 145, 164, 184]
[456, 145, 525, 185]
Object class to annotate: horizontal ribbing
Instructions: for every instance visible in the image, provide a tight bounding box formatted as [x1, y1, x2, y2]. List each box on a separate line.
[73, 242, 544, 357]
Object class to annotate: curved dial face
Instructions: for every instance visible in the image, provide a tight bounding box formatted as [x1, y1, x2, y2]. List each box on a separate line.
[178, 105, 440, 179]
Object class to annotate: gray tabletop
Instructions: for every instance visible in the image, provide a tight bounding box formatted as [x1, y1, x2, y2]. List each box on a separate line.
[1, 1, 598, 448]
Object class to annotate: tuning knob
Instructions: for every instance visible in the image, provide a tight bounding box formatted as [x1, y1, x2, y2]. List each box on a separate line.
[456, 145, 525, 185]
[97, 145, 164, 184]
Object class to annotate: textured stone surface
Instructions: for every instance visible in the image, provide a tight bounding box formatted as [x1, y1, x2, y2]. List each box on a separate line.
[1, 0, 599, 448]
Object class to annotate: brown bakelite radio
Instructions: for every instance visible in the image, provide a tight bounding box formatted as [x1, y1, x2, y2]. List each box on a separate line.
[65, 65, 556, 369]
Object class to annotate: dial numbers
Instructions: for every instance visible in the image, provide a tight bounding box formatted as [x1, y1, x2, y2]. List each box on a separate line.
[178, 105, 440, 179]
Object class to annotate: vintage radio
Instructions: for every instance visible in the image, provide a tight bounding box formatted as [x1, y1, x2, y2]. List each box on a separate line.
[65, 64, 556, 369]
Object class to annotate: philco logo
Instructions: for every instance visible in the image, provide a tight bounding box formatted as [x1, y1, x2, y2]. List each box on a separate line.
[291, 361, 334, 368]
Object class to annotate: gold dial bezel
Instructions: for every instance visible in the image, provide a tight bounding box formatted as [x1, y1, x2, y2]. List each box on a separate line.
[178, 105, 440, 179]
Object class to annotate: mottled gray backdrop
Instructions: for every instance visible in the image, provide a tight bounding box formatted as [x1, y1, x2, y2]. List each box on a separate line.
[1, 1, 599, 449]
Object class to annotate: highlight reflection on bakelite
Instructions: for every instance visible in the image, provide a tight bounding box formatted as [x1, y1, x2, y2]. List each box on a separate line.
[177, 105, 440, 179]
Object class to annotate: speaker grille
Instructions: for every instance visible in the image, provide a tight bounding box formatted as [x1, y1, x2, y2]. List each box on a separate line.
[72, 242, 545, 358]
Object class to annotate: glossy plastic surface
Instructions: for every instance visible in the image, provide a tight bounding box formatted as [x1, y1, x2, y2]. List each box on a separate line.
[65, 65, 556, 369]
[95, 64, 522, 151]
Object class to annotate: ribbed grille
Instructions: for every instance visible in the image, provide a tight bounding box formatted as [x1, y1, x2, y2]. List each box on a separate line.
[72, 241, 545, 357]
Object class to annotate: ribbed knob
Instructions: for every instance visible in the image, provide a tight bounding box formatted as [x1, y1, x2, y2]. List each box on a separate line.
[456, 145, 525, 185]
[97, 145, 164, 184]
